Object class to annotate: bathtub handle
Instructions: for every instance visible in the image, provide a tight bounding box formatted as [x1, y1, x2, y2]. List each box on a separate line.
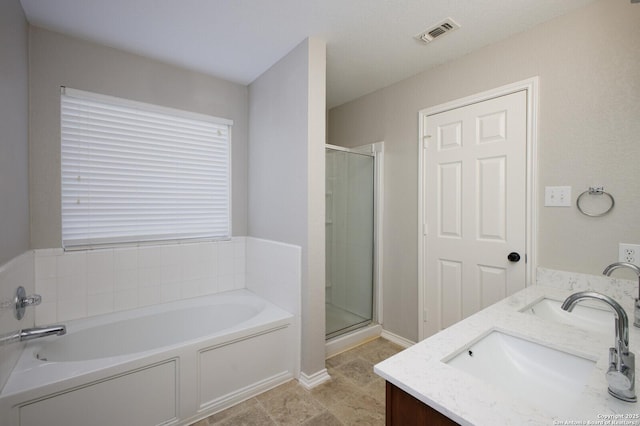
[22, 294, 42, 307]
[15, 286, 42, 320]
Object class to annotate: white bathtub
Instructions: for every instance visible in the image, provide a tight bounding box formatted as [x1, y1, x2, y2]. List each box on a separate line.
[0, 289, 297, 426]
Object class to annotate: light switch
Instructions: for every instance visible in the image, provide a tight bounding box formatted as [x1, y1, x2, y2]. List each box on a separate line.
[544, 186, 572, 207]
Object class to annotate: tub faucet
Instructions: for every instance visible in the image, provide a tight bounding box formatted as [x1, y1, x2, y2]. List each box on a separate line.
[14, 286, 42, 320]
[19, 325, 66, 342]
[562, 291, 636, 402]
[603, 262, 640, 328]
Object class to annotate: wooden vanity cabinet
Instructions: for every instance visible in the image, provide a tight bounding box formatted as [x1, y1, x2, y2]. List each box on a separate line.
[385, 381, 459, 426]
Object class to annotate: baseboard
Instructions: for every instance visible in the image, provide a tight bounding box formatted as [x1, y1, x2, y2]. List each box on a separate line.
[180, 371, 293, 425]
[325, 324, 382, 359]
[380, 329, 415, 348]
[298, 368, 331, 390]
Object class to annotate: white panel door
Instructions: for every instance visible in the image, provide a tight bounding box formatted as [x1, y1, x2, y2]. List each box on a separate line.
[423, 90, 527, 333]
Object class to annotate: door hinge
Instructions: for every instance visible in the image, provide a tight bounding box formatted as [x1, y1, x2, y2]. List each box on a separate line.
[423, 309, 428, 322]
[422, 135, 431, 149]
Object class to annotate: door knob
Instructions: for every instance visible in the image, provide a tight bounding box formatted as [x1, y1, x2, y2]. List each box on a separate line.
[507, 252, 521, 262]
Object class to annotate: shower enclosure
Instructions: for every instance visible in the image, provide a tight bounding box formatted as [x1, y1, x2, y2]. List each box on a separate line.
[325, 145, 375, 339]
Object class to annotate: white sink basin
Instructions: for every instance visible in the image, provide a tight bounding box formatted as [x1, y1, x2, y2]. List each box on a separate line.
[522, 297, 614, 334]
[445, 331, 596, 415]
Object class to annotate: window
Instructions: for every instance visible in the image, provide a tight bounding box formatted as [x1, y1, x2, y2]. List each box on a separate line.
[61, 87, 232, 249]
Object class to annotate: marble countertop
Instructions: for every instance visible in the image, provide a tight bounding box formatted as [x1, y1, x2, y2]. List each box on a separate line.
[375, 284, 640, 426]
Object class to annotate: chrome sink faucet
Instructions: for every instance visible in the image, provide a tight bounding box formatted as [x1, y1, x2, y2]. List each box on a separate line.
[603, 262, 640, 328]
[562, 291, 636, 402]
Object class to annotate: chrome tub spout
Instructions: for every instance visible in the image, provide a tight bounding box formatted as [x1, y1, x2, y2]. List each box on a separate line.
[19, 325, 66, 342]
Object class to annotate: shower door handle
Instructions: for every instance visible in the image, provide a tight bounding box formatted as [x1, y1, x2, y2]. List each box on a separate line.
[507, 252, 521, 262]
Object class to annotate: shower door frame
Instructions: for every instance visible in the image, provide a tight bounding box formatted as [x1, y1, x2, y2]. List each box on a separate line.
[325, 142, 384, 338]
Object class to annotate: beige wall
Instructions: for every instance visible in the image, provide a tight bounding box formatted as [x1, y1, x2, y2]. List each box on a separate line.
[0, 0, 30, 265]
[328, 0, 640, 341]
[29, 27, 250, 248]
[249, 38, 327, 378]
[0, 0, 32, 392]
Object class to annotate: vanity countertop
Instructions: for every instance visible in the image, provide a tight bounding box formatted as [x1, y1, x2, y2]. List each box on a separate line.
[375, 285, 640, 426]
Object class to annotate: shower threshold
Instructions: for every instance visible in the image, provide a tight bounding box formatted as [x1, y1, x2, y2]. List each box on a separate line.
[326, 303, 371, 340]
[326, 320, 372, 340]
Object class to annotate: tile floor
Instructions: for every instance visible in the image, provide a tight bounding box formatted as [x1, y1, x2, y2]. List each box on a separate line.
[191, 337, 404, 425]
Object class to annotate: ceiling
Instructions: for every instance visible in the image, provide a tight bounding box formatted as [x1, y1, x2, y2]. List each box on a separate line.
[20, 0, 596, 108]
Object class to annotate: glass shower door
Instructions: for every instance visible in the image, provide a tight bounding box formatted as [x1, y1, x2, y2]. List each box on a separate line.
[325, 147, 374, 339]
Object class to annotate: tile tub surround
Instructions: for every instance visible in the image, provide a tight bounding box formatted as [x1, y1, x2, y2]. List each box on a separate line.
[33, 236, 304, 327]
[375, 285, 640, 425]
[246, 237, 301, 316]
[34, 238, 248, 324]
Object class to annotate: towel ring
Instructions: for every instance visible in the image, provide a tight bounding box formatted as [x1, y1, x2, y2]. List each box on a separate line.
[576, 187, 615, 217]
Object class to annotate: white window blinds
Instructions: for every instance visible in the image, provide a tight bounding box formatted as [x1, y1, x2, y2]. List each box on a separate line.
[61, 87, 232, 249]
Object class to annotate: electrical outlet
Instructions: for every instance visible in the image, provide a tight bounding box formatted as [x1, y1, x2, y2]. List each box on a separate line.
[619, 243, 640, 267]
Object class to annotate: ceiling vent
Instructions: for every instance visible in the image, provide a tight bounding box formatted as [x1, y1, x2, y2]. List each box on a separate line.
[416, 18, 460, 44]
